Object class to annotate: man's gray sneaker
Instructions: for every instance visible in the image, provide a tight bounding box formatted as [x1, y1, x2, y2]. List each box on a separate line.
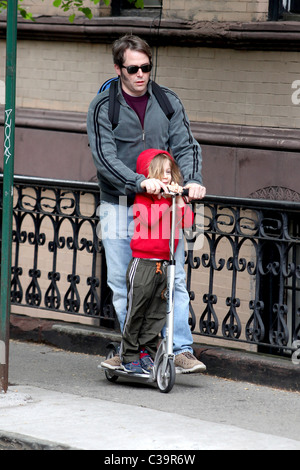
[100, 355, 122, 370]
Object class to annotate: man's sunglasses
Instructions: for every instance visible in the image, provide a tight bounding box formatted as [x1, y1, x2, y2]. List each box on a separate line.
[121, 64, 152, 75]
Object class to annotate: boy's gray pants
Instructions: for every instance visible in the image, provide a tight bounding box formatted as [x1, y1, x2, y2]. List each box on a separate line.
[121, 258, 168, 363]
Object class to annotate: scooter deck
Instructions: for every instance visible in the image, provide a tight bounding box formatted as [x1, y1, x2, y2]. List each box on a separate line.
[99, 364, 156, 383]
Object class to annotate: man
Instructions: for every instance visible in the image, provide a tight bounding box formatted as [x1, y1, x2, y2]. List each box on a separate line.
[87, 34, 206, 374]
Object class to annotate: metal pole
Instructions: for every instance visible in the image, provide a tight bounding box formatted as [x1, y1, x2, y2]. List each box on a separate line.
[0, 0, 18, 393]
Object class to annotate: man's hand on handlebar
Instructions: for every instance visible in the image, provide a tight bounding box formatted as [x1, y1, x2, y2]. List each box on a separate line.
[183, 183, 206, 202]
[140, 178, 169, 198]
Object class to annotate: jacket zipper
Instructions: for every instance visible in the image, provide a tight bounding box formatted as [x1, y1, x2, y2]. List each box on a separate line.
[124, 101, 147, 148]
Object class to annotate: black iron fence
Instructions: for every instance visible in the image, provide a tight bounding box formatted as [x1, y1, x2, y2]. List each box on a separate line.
[8, 175, 115, 327]
[187, 194, 300, 356]
[3, 175, 300, 356]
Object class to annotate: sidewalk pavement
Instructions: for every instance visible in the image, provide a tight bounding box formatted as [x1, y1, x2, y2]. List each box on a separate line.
[10, 314, 300, 392]
[0, 314, 299, 451]
[1, 383, 300, 451]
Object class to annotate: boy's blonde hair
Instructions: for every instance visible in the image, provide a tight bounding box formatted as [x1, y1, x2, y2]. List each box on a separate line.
[148, 153, 183, 185]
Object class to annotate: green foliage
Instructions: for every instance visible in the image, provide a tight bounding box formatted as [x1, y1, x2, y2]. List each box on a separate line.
[128, 0, 144, 8]
[0, 0, 34, 21]
[52, 0, 101, 22]
[0, 0, 144, 23]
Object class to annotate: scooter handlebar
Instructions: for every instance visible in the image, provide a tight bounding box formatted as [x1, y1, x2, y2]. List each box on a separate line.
[181, 189, 189, 197]
[143, 187, 190, 197]
[165, 188, 189, 197]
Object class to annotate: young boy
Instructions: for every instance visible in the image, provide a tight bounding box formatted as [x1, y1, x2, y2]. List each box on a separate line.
[120, 149, 194, 374]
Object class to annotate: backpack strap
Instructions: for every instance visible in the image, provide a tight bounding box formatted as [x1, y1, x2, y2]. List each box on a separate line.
[100, 78, 174, 129]
[151, 82, 174, 120]
[108, 79, 120, 130]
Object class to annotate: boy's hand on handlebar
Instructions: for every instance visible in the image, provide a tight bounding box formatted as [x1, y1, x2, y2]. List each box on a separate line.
[167, 182, 183, 195]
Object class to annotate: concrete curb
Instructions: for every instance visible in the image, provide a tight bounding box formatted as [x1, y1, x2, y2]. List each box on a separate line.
[193, 345, 300, 392]
[10, 314, 300, 392]
[0, 431, 73, 450]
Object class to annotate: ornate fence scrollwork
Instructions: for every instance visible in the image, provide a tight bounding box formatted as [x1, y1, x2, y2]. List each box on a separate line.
[186, 196, 300, 355]
[8, 176, 116, 328]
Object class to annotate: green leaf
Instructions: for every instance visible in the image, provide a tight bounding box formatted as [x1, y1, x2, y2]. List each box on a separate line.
[79, 7, 93, 19]
[53, 0, 62, 7]
[128, 0, 144, 8]
[68, 13, 76, 22]
[0, 1, 7, 13]
[19, 8, 27, 18]
[18, 7, 35, 21]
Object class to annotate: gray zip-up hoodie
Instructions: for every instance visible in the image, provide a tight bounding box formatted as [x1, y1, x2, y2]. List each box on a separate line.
[87, 79, 202, 204]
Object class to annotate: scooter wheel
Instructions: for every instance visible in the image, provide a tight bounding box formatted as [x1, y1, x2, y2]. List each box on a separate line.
[104, 348, 119, 383]
[157, 357, 175, 393]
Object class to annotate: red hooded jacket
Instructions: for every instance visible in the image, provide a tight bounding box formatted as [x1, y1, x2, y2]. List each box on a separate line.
[130, 149, 194, 260]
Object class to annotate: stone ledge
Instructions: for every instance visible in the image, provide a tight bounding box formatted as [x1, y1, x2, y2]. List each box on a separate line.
[194, 344, 300, 392]
[1, 16, 300, 50]
[10, 314, 121, 356]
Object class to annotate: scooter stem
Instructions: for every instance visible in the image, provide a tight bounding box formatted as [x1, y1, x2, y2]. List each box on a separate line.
[165, 194, 177, 356]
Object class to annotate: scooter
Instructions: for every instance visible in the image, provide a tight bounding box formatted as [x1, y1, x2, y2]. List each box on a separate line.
[100, 189, 188, 393]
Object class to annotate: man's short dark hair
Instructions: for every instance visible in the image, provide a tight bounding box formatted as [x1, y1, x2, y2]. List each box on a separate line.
[112, 34, 152, 67]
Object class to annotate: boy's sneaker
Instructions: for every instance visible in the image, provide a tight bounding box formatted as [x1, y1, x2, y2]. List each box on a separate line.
[174, 351, 206, 374]
[100, 355, 122, 370]
[122, 360, 146, 375]
[140, 350, 154, 373]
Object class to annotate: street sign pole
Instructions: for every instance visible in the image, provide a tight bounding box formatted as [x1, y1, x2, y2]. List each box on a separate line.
[0, 0, 18, 393]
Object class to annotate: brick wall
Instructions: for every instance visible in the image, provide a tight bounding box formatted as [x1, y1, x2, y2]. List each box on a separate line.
[163, 0, 269, 22]
[2, 40, 298, 130]
[14, 41, 114, 112]
[156, 47, 300, 129]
